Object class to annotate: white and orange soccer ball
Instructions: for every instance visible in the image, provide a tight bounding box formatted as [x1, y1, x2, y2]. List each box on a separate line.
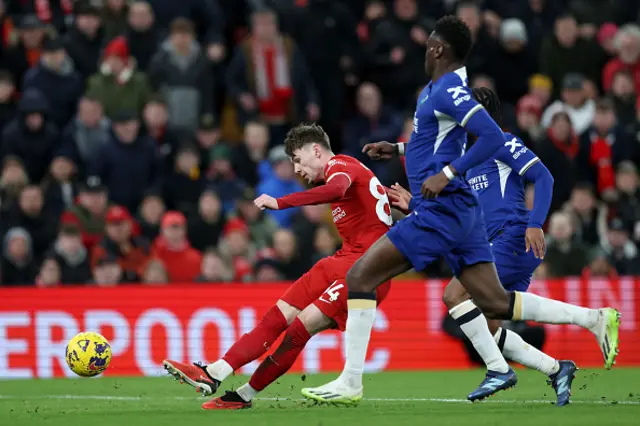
[65, 332, 112, 377]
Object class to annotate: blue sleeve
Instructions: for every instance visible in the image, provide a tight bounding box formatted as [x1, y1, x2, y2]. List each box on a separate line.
[522, 160, 554, 229]
[432, 85, 505, 175]
[494, 135, 540, 175]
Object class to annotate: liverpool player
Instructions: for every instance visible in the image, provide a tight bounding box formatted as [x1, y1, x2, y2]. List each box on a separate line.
[163, 123, 393, 409]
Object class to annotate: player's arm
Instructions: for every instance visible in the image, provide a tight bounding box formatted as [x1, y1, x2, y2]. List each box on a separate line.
[254, 174, 352, 210]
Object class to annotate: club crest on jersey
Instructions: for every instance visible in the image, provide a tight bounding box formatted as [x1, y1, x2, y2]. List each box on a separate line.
[448, 86, 471, 106]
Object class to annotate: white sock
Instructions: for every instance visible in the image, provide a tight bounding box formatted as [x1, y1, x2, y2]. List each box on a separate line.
[450, 300, 509, 374]
[515, 292, 599, 329]
[236, 383, 258, 402]
[339, 299, 376, 389]
[206, 359, 233, 382]
[495, 327, 559, 376]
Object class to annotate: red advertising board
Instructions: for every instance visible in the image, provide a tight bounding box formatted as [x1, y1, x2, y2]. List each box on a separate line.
[0, 279, 638, 378]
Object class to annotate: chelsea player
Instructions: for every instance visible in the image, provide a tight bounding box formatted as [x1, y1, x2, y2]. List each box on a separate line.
[302, 16, 620, 404]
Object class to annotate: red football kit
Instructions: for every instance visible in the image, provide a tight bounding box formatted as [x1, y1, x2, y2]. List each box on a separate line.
[276, 154, 393, 330]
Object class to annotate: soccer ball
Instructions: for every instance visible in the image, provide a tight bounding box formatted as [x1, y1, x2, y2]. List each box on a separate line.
[65, 332, 112, 377]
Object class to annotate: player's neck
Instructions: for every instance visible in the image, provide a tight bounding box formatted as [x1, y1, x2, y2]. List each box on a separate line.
[432, 62, 464, 83]
[319, 151, 336, 169]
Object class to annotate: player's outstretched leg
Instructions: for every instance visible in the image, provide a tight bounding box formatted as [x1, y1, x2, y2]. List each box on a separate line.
[163, 300, 298, 395]
[202, 305, 333, 410]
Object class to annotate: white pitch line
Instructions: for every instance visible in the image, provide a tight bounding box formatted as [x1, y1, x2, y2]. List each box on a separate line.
[0, 395, 639, 405]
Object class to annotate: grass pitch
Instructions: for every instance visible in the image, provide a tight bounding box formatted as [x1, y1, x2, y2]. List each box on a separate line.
[1, 369, 639, 426]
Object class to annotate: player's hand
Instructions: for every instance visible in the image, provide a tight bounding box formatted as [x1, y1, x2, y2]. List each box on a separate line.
[525, 227, 545, 259]
[421, 171, 450, 198]
[254, 194, 279, 210]
[362, 141, 398, 160]
[388, 183, 412, 212]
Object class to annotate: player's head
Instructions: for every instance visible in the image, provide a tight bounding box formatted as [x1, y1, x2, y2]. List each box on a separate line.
[425, 15, 472, 78]
[284, 123, 333, 183]
[472, 87, 502, 126]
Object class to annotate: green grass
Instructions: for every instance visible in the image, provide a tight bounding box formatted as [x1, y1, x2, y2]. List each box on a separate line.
[1, 369, 640, 426]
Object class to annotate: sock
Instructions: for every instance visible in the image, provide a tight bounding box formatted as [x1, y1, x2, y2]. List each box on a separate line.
[205, 359, 232, 383]
[495, 327, 559, 376]
[339, 292, 377, 389]
[510, 292, 599, 329]
[236, 383, 258, 402]
[215, 305, 288, 380]
[450, 300, 509, 374]
[248, 317, 311, 392]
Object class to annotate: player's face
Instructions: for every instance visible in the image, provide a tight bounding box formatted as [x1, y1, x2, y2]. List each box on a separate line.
[291, 144, 323, 183]
[424, 34, 443, 79]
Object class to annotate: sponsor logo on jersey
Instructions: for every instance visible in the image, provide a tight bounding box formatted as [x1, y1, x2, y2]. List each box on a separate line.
[326, 159, 348, 171]
[504, 137, 528, 159]
[448, 86, 471, 106]
[468, 174, 489, 191]
[332, 206, 347, 223]
[413, 115, 419, 133]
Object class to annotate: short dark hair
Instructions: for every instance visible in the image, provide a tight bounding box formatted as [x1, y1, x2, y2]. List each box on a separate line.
[472, 87, 502, 126]
[284, 123, 331, 157]
[170, 17, 195, 35]
[434, 15, 473, 62]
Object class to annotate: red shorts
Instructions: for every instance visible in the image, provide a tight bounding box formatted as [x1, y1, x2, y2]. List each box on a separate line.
[280, 255, 391, 331]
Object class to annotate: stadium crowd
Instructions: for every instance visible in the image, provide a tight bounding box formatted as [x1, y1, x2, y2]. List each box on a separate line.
[0, 0, 639, 286]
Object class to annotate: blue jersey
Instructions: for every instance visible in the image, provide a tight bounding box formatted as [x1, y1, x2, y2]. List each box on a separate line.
[405, 68, 483, 203]
[466, 133, 540, 240]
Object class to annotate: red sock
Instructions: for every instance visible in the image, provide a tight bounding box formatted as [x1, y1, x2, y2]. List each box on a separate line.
[222, 305, 288, 371]
[248, 317, 311, 391]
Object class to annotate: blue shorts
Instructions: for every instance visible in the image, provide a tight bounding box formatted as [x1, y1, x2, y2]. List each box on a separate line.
[490, 227, 542, 292]
[387, 194, 494, 277]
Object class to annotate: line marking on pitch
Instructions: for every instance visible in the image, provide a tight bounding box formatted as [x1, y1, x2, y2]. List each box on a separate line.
[0, 395, 638, 405]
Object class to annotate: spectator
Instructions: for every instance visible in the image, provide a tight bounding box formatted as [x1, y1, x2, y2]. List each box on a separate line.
[582, 248, 618, 279]
[231, 187, 278, 250]
[232, 121, 270, 188]
[602, 24, 640, 94]
[195, 248, 233, 282]
[0, 156, 29, 220]
[63, 3, 103, 79]
[545, 211, 588, 277]
[4, 185, 57, 261]
[86, 36, 152, 120]
[312, 225, 339, 264]
[469, 74, 496, 92]
[515, 95, 544, 148]
[490, 18, 537, 105]
[615, 161, 640, 242]
[194, 114, 220, 170]
[564, 183, 608, 246]
[541, 73, 596, 135]
[456, 1, 496, 80]
[90, 253, 122, 286]
[343, 82, 402, 180]
[148, 17, 214, 134]
[103, 0, 129, 41]
[577, 98, 630, 198]
[226, 8, 319, 143]
[163, 143, 204, 216]
[597, 22, 619, 59]
[272, 228, 307, 280]
[254, 257, 284, 282]
[0, 70, 17, 136]
[138, 192, 165, 241]
[1, 89, 59, 183]
[35, 256, 61, 287]
[2, 15, 47, 89]
[537, 111, 579, 213]
[65, 176, 107, 252]
[91, 110, 161, 213]
[142, 97, 181, 172]
[608, 70, 637, 127]
[600, 217, 640, 275]
[125, 1, 161, 71]
[207, 142, 246, 213]
[92, 205, 150, 282]
[142, 258, 169, 284]
[23, 36, 84, 129]
[147, 0, 226, 62]
[187, 189, 226, 252]
[528, 73, 553, 108]
[0, 227, 36, 286]
[49, 224, 91, 284]
[151, 211, 201, 282]
[218, 217, 256, 282]
[291, 203, 332, 264]
[256, 145, 304, 228]
[42, 155, 77, 217]
[58, 96, 110, 179]
[539, 12, 605, 97]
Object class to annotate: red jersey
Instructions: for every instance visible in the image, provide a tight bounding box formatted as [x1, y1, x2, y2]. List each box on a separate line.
[277, 154, 392, 256]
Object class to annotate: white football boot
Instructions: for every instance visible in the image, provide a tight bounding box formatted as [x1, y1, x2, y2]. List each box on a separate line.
[301, 378, 363, 405]
[588, 308, 621, 369]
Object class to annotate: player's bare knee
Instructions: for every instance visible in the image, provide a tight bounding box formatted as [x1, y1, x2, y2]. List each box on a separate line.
[297, 305, 333, 335]
[276, 300, 301, 325]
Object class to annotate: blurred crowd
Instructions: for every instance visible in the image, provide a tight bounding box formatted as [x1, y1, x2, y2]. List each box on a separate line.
[0, 0, 639, 286]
